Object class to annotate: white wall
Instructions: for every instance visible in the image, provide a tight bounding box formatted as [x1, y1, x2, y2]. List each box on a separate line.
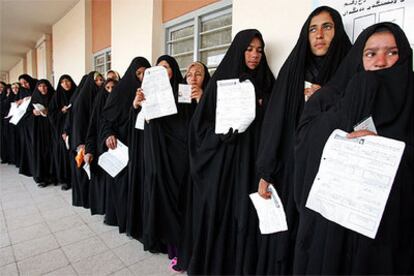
[52, 0, 92, 85]
[232, 0, 313, 75]
[9, 59, 25, 83]
[111, 0, 163, 76]
[26, 49, 37, 78]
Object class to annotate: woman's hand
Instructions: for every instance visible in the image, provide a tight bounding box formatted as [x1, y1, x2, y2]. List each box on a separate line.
[106, 135, 117, 150]
[133, 88, 145, 109]
[84, 153, 93, 164]
[33, 109, 41, 116]
[258, 178, 272, 199]
[346, 129, 377, 139]
[61, 105, 69, 113]
[304, 84, 321, 101]
[62, 132, 68, 142]
[190, 86, 203, 103]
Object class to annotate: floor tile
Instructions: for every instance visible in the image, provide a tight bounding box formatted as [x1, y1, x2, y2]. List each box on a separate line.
[13, 234, 59, 261]
[62, 236, 108, 263]
[17, 248, 69, 275]
[54, 224, 95, 246]
[8, 222, 51, 245]
[72, 250, 125, 276]
[113, 240, 151, 266]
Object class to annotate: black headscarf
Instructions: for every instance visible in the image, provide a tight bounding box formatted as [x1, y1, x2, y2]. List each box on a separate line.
[48, 75, 77, 129]
[257, 6, 351, 183]
[18, 74, 38, 93]
[27, 79, 55, 111]
[293, 22, 414, 274]
[101, 57, 151, 142]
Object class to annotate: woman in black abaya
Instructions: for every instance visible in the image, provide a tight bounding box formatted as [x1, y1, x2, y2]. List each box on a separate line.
[294, 22, 414, 274]
[255, 6, 351, 275]
[187, 29, 275, 275]
[24, 79, 56, 186]
[71, 71, 104, 207]
[3, 83, 22, 165]
[101, 57, 151, 232]
[138, 55, 191, 259]
[48, 75, 77, 189]
[84, 78, 118, 215]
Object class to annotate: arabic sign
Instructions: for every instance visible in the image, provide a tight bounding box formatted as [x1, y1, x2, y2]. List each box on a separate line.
[314, 0, 414, 45]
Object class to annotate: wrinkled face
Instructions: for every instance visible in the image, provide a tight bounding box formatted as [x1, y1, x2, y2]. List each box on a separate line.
[244, 37, 263, 70]
[186, 64, 205, 88]
[95, 75, 104, 87]
[135, 67, 146, 82]
[37, 83, 48, 95]
[158, 60, 173, 79]
[363, 31, 399, 71]
[11, 84, 19, 94]
[60, 78, 72, 91]
[19, 78, 30, 89]
[105, 81, 115, 93]
[308, 11, 335, 56]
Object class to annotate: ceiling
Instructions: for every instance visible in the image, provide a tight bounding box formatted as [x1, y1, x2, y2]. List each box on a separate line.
[0, 0, 80, 72]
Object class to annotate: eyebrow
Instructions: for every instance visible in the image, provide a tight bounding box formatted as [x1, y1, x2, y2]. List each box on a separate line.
[309, 21, 334, 28]
[363, 46, 398, 52]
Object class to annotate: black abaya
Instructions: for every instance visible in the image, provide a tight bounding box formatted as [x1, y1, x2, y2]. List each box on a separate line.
[100, 57, 151, 233]
[255, 6, 351, 275]
[186, 30, 275, 275]
[294, 22, 414, 275]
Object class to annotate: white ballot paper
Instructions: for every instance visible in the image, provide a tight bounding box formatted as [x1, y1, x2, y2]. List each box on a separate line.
[10, 97, 31, 125]
[353, 116, 377, 134]
[6, 102, 18, 118]
[249, 185, 288, 234]
[135, 110, 145, 130]
[304, 81, 313, 102]
[178, 84, 192, 104]
[306, 129, 405, 239]
[215, 79, 255, 134]
[33, 103, 47, 117]
[83, 163, 91, 180]
[141, 66, 177, 120]
[98, 139, 129, 178]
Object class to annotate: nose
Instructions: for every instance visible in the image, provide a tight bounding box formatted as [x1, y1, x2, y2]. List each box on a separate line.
[316, 28, 324, 39]
[375, 53, 387, 68]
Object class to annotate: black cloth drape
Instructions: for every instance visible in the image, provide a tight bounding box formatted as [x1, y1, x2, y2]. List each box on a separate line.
[186, 29, 275, 275]
[255, 6, 351, 275]
[294, 22, 414, 274]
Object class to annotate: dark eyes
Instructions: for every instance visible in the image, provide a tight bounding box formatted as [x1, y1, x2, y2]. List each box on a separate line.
[246, 47, 263, 53]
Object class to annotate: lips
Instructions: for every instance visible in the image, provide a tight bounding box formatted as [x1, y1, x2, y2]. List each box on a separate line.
[314, 42, 326, 49]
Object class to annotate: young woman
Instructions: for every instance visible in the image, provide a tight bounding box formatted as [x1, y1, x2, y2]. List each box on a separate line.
[71, 71, 104, 207]
[84, 78, 118, 215]
[25, 79, 56, 187]
[48, 75, 77, 190]
[186, 29, 275, 275]
[100, 57, 151, 232]
[255, 6, 351, 274]
[294, 22, 413, 274]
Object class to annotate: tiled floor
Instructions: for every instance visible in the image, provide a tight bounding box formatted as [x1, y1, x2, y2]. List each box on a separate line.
[0, 164, 176, 275]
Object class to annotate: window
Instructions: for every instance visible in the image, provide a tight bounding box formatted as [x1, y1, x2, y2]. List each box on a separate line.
[94, 48, 111, 74]
[165, 1, 232, 74]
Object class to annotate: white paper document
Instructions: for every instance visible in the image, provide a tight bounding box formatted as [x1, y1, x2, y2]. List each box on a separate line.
[33, 103, 47, 117]
[249, 185, 288, 235]
[98, 139, 129, 178]
[83, 163, 91, 180]
[6, 102, 18, 118]
[215, 79, 256, 134]
[306, 129, 405, 239]
[141, 66, 177, 120]
[64, 136, 70, 150]
[135, 110, 145, 130]
[10, 97, 31, 125]
[353, 116, 377, 134]
[178, 84, 192, 104]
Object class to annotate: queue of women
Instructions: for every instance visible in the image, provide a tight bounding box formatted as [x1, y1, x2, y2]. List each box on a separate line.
[0, 6, 412, 275]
